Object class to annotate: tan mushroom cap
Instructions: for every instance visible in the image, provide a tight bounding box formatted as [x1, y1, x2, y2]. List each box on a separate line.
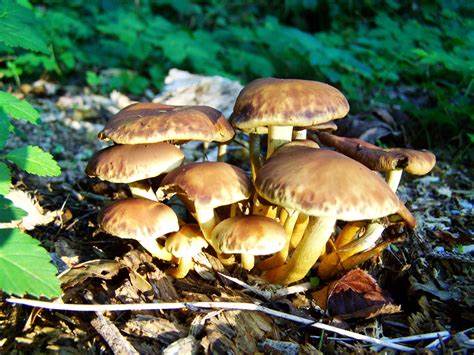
[86, 142, 184, 183]
[161, 162, 252, 209]
[255, 146, 416, 227]
[317, 132, 436, 175]
[273, 140, 319, 155]
[212, 216, 287, 255]
[98, 198, 179, 240]
[230, 78, 349, 132]
[99, 102, 234, 144]
[165, 224, 208, 258]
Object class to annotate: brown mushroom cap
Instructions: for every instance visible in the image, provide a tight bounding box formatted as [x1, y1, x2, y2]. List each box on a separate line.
[161, 162, 252, 209]
[165, 224, 208, 258]
[317, 132, 436, 175]
[230, 78, 349, 132]
[100, 102, 234, 144]
[255, 146, 415, 227]
[86, 142, 184, 183]
[98, 198, 179, 240]
[212, 216, 287, 255]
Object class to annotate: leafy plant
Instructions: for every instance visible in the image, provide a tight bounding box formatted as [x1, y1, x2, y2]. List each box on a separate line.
[0, 0, 61, 298]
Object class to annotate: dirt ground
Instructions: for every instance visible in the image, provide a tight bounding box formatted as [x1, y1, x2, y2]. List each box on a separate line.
[0, 82, 472, 353]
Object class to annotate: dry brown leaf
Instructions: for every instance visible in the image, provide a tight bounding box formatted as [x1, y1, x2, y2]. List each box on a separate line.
[312, 268, 400, 320]
[123, 315, 186, 345]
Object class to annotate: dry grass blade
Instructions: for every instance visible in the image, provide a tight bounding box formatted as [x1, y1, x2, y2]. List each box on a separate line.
[7, 298, 414, 351]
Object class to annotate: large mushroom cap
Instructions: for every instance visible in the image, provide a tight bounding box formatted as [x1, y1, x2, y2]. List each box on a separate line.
[230, 78, 349, 132]
[165, 224, 208, 258]
[100, 102, 234, 144]
[388, 148, 436, 175]
[212, 216, 287, 255]
[161, 162, 252, 209]
[255, 146, 415, 226]
[86, 142, 184, 183]
[98, 198, 179, 240]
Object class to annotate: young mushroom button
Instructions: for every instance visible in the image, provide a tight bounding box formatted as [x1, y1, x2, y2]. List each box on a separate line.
[98, 198, 179, 261]
[211, 216, 287, 271]
[255, 146, 416, 285]
[86, 142, 184, 201]
[159, 162, 252, 249]
[165, 224, 208, 278]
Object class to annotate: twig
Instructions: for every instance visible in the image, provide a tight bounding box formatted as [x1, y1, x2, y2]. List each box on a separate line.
[218, 273, 272, 299]
[425, 335, 450, 350]
[7, 298, 414, 352]
[91, 312, 139, 355]
[273, 282, 313, 298]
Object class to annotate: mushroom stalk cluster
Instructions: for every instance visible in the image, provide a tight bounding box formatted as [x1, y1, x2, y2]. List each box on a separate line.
[86, 77, 434, 285]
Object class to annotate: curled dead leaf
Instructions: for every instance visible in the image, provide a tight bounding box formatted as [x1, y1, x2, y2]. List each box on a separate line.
[312, 269, 400, 320]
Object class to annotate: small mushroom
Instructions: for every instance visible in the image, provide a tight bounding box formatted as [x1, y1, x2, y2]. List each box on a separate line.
[98, 198, 179, 260]
[159, 162, 252, 250]
[86, 142, 184, 200]
[211, 216, 287, 271]
[255, 145, 416, 285]
[165, 224, 208, 278]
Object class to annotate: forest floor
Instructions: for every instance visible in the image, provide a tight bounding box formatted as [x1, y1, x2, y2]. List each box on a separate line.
[0, 75, 472, 353]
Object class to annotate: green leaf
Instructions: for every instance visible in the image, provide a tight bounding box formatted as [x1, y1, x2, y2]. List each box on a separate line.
[0, 0, 50, 54]
[0, 228, 61, 298]
[0, 110, 12, 149]
[0, 195, 26, 222]
[0, 91, 40, 124]
[7, 145, 61, 177]
[0, 162, 11, 196]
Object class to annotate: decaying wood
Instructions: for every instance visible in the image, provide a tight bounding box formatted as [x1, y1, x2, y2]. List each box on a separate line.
[90, 312, 139, 355]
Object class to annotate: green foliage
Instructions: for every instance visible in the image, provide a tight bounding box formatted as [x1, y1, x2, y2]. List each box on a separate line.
[0, 229, 61, 297]
[0, 0, 61, 298]
[4, 0, 468, 146]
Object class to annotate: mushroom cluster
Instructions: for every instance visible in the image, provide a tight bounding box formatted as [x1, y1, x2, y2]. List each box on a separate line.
[86, 78, 435, 284]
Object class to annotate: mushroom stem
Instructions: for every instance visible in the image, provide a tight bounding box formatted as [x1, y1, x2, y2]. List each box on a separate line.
[290, 213, 309, 248]
[129, 180, 157, 201]
[387, 168, 403, 191]
[217, 253, 236, 266]
[258, 209, 299, 271]
[267, 125, 293, 158]
[293, 129, 307, 140]
[334, 222, 365, 248]
[194, 206, 219, 248]
[263, 216, 335, 285]
[230, 203, 238, 218]
[217, 144, 227, 162]
[317, 222, 385, 278]
[167, 256, 194, 278]
[279, 208, 289, 225]
[241, 254, 255, 271]
[138, 238, 172, 261]
[249, 133, 262, 181]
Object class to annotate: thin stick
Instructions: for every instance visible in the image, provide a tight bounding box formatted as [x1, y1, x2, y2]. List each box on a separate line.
[7, 298, 414, 351]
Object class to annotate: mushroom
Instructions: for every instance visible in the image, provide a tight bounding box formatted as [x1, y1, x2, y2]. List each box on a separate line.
[159, 162, 252, 250]
[211, 216, 287, 271]
[98, 102, 234, 161]
[293, 120, 338, 140]
[255, 145, 416, 285]
[230, 78, 349, 167]
[86, 142, 184, 200]
[98, 198, 179, 260]
[165, 224, 208, 278]
[317, 132, 436, 191]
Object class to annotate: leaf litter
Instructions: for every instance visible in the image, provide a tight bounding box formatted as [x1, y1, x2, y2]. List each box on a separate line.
[1, 70, 473, 353]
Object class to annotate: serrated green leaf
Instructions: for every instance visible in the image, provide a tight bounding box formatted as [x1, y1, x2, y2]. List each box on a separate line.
[0, 0, 49, 54]
[0, 195, 26, 222]
[7, 145, 61, 177]
[0, 91, 40, 124]
[0, 228, 61, 298]
[0, 162, 11, 195]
